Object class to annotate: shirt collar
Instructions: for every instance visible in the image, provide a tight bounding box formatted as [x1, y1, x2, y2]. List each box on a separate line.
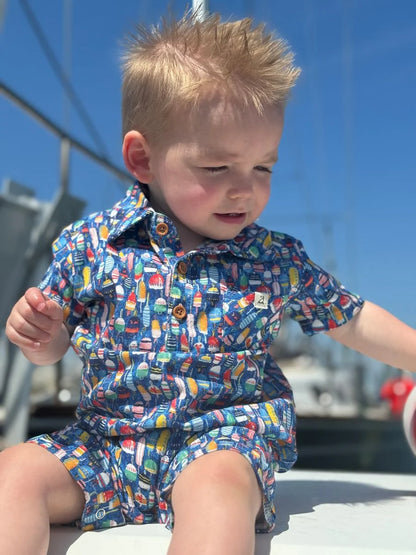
[107, 181, 153, 243]
[202, 224, 272, 260]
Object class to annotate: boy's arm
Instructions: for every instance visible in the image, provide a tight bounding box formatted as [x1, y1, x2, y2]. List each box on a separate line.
[325, 300, 416, 373]
[5, 287, 71, 366]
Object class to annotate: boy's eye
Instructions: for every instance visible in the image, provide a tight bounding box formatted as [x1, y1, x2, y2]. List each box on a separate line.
[255, 166, 273, 174]
[202, 166, 273, 174]
[202, 166, 228, 173]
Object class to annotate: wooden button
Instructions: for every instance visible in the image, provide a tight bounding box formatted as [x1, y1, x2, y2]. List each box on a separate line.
[177, 261, 188, 276]
[156, 222, 169, 236]
[172, 304, 187, 320]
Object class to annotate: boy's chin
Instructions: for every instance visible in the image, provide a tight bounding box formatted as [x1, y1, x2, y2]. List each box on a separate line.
[206, 229, 245, 242]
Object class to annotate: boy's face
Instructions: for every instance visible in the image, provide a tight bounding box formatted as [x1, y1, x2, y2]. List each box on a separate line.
[146, 98, 284, 252]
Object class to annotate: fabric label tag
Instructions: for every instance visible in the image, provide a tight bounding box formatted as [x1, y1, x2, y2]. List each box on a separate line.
[254, 291, 270, 309]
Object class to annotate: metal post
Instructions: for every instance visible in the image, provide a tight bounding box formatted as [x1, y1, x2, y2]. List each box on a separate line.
[60, 137, 70, 194]
[0, 0, 7, 30]
[192, 0, 209, 21]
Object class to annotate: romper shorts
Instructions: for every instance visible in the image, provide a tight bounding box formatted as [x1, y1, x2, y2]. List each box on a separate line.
[29, 422, 278, 532]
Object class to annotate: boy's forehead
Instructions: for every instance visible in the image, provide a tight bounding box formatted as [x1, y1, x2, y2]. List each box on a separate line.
[170, 88, 283, 124]
[156, 95, 284, 157]
[196, 95, 282, 123]
[174, 98, 284, 137]
[196, 144, 279, 163]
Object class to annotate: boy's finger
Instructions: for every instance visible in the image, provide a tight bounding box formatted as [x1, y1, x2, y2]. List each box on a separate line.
[25, 288, 62, 320]
[8, 330, 41, 351]
[24, 287, 48, 312]
[42, 298, 64, 321]
[7, 316, 52, 344]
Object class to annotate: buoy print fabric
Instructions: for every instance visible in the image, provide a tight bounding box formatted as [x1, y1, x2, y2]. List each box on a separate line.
[31, 182, 364, 531]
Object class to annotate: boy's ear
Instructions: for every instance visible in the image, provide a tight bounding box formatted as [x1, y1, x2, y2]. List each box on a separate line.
[122, 130, 154, 183]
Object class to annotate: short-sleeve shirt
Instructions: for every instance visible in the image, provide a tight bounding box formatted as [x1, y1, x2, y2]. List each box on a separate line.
[39, 182, 364, 468]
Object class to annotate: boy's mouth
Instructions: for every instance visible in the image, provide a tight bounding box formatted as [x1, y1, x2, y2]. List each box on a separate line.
[214, 212, 246, 224]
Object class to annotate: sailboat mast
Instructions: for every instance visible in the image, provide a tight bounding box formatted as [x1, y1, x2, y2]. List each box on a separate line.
[192, 0, 209, 20]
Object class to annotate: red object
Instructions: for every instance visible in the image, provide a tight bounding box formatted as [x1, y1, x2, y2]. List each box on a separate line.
[380, 376, 415, 417]
[403, 386, 416, 455]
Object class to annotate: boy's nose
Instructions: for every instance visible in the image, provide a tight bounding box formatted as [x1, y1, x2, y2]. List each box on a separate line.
[227, 178, 253, 200]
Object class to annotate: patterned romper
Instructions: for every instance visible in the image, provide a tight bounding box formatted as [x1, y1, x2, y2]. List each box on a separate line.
[30, 182, 363, 532]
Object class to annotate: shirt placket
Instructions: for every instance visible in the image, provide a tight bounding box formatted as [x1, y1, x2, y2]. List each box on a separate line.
[166, 257, 192, 353]
[149, 216, 194, 354]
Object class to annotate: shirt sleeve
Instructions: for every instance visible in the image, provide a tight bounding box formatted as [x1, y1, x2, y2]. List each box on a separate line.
[285, 239, 364, 336]
[38, 225, 86, 328]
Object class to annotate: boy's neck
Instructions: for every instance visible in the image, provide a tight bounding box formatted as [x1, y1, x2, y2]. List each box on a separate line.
[175, 225, 206, 254]
[144, 185, 206, 254]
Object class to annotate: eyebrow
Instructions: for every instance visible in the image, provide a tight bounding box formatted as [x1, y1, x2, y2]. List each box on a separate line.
[262, 152, 279, 164]
[198, 148, 279, 164]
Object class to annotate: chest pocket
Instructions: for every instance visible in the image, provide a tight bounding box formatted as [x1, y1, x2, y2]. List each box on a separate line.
[221, 289, 273, 350]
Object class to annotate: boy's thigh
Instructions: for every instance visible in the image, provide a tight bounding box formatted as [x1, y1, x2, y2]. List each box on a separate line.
[0, 442, 85, 523]
[162, 428, 277, 533]
[171, 450, 262, 518]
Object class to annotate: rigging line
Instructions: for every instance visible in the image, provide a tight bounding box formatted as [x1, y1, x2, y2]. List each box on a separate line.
[342, 0, 358, 290]
[296, 3, 323, 257]
[19, 0, 109, 158]
[304, 4, 330, 209]
[0, 80, 131, 184]
[62, 0, 72, 131]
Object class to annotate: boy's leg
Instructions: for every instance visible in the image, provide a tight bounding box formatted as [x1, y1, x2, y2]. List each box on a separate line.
[0, 442, 85, 555]
[168, 450, 262, 555]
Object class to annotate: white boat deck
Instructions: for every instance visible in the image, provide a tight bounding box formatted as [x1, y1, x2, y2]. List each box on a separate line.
[48, 468, 416, 554]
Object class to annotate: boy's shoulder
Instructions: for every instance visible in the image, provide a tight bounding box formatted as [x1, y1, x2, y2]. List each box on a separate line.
[233, 223, 306, 262]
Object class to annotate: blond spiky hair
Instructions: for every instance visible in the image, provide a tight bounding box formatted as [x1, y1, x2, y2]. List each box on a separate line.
[121, 12, 300, 142]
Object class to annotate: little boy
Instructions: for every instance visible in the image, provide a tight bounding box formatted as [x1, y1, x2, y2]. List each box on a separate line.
[2, 13, 416, 555]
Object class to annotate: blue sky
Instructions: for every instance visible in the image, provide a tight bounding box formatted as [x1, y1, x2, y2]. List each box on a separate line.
[1, 0, 415, 337]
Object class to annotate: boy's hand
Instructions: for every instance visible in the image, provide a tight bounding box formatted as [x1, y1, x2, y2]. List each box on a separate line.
[5, 287, 69, 364]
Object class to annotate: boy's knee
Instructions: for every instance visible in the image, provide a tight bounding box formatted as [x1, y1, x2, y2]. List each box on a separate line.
[171, 450, 263, 527]
[0, 443, 50, 497]
[205, 450, 257, 488]
[0, 443, 29, 472]
[175, 449, 260, 498]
